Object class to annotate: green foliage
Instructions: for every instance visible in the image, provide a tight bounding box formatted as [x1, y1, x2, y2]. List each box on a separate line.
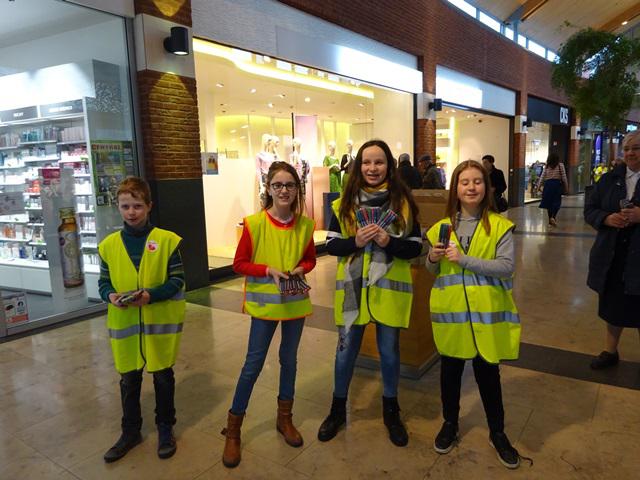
[552, 28, 640, 131]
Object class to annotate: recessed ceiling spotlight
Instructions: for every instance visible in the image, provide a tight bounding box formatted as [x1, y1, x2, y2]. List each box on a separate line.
[622, 20, 629, 25]
[277, 93, 286, 98]
[358, 103, 365, 107]
[250, 88, 257, 94]
[230, 129, 236, 133]
[304, 97, 311, 103]
[240, 136, 246, 139]
[219, 103, 227, 106]
[215, 83, 224, 88]
[241, 124, 249, 129]
[451, 109, 456, 112]
[267, 103, 274, 108]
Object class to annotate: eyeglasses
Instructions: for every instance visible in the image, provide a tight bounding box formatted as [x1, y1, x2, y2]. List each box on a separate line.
[270, 182, 298, 192]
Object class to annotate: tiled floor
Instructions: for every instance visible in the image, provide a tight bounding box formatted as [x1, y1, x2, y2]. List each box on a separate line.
[1, 196, 639, 479]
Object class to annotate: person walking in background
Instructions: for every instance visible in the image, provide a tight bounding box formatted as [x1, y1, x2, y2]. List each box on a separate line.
[536, 153, 568, 227]
[419, 154, 445, 189]
[222, 162, 316, 468]
[482, 155, 508, 212]
[99, 177, 185, 463]
[317, 139, 422, 447]
[397, 152, 422, 189]
[425, 160, 529, 469]
[585, 130, 640, 369]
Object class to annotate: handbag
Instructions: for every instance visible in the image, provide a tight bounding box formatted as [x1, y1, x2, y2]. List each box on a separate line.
[496, 195, 508, 212]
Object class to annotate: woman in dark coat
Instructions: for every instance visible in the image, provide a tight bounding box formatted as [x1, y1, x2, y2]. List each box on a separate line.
[584, 130, 640, 369]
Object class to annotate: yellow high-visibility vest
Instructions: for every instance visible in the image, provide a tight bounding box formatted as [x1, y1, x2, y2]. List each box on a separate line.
[426, 213, 520, 364]
[243, 211, 315, 320]
[98, 228, 185, 373]
[332, 199, 414, 328]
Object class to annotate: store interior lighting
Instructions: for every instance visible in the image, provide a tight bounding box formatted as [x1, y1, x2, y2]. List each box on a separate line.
[193, 38, 374, 99]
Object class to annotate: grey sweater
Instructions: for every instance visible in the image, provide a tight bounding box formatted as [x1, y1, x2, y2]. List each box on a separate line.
[426, 215, 514, 277]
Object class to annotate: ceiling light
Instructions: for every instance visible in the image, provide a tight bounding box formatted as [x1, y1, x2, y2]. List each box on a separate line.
[358, 103, 364, 107]
[304, 97, 311, 103]
[193, 39, 375, 99]
[622, 20, 629, 25]
[451, 109, 456, 112]
[250, 88, 257, 93]
[267, 103, 274, 108]
[277, 93, 286, 98]
[215, 82, 224, 88]
[240, 136, 246, 139]
[241, 124, 248, 129]
[230, 129, 236, 133]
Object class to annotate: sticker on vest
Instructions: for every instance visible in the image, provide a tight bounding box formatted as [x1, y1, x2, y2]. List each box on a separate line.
[146, 240, 158, 252]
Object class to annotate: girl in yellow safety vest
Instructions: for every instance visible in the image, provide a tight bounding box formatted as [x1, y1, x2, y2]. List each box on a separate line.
[317, 139, 422, 447]
[222, 162, 316, 468]
[426, 160, 531, 469]
[99, 177, 185, 463]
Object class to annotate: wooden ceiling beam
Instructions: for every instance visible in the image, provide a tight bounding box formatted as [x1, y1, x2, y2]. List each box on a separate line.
[599, 3, 640, 32]
[506, 0, 549, 24]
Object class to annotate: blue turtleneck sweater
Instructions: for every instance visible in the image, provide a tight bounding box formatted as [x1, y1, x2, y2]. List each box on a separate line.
[98, 222, 185, 303]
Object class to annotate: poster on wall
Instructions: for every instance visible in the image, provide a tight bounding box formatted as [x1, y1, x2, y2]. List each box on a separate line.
[91, 141, 133, 206]
[202, 152, 219, 175]
[39, 166, 88, 308]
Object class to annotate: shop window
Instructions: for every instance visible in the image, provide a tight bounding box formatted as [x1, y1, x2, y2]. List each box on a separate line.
[479, 12, 501, 33]
[528, 40, 547, 58]
[0, 1, 137, 333]
[503, 27, 515, 41]
[447, 0, 477, 18]
[194, 40, 413, 269]
[518, 35, 528, 48]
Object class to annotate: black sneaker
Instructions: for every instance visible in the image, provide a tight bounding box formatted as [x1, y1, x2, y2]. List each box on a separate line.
[103, 431, 143, 463]
[433, 421, 458, 454]
[590, 351, 619, 370]
[157, 423, 177, 459]
[489, 431, 521, 469]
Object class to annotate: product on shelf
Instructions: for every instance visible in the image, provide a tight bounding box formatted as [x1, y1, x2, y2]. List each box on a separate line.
[58, 207, 84, 288]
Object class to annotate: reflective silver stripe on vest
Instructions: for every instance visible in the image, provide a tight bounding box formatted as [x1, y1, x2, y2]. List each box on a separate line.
[432, 311, 520, 325]
[247, 276, 274, 285]
[336, 280, 344, 290]
[171, 290, 186, 300]
[368, 278, 412, 293]
[144, 323, 184, 335]
[109, 324, 140, 339]
[245, 292, 308, 305]
[434, 273, 513, 290]
[109, 323, 183, 339]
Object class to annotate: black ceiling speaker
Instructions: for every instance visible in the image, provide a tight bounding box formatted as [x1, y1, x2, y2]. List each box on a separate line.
[164, 26, 189, 56]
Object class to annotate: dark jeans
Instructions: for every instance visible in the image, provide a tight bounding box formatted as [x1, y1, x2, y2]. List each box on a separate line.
[120, 367, 176, 434]
[231, 317, 305, 414]
[333, 323, 400, 398]
[440, 355, 504, 433]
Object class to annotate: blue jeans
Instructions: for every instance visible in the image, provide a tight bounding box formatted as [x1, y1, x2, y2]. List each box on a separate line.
[231, 317, 305, 414]
[333, 323, 400, 398]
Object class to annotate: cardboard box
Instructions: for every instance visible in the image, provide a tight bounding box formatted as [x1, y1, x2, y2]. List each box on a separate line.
[412, 189, 449, 233]
[2, 291, 29, 324]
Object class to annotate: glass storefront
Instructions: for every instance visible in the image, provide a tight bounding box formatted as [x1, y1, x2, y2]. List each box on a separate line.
[194, 39, 414, 270]
[0, 0, 137, 334]
[524, 121, 550, 202]
[435, 106, 510, 192]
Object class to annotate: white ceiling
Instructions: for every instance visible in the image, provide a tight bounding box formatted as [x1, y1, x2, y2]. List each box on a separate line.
[0, 0, 111, 48]
[468, 0, 640, 52]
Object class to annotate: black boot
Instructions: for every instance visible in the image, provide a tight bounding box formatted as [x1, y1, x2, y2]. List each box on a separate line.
[317, 396, 347, 442]
[103, 431, 143, 463]
[382, 396, 408, 447]
[157, 423, 177, 459]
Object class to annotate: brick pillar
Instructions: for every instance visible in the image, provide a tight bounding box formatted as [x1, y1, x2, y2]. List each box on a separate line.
[511, 92, 527, 206]
[134, 0, 209, 289]
[567, 113, 580, 194]
[416, 118, 436, 161]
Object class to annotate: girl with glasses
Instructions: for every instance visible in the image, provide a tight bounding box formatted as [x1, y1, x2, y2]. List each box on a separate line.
[221, 161, 316, 468]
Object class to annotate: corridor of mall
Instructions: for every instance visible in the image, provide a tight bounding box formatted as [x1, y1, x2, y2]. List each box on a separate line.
[1, 196, 639, 479]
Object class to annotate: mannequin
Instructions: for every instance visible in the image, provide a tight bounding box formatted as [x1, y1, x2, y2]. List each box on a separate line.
[323, 141, 340, 193]
[289, 137, 310, 195]
[271, 135, 281, 161]
[340, 139, 355, 188]
[256, 133, 275, 204]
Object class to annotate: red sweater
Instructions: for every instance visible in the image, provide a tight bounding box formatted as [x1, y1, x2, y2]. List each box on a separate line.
[233, 211, 316, 277]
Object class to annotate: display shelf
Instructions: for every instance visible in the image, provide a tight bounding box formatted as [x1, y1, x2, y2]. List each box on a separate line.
[1, 113, 84, 127]
[26, 222, 44, 226]
[0, 145, 19, 151]
[73, 174, 91, 178]
[81, 245, 98, 250]
[80, 230, 96, 234]
[57, 140, 86, 145]
[26, 192, 40, 196]
[75, 192, 92, 196]
[0, 182, 25, 186]
[28, 242, 45, 246]
[0, 237, 30, 242]
[0, 257, 49, 269]
[77, 210, 95, 214]
[59, 158, 88, 163]
[23, 156, 60, 162]
[18, 140, 57, 146]
[25, 207, 42, 211]
[0, 165, 28, 170]
[0, 220, 27, 224]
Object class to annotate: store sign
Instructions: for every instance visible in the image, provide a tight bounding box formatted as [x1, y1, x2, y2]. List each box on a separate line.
[560, 107, 569, 125]
[528, 96, 570, 126]
[40, 100, 83, 117]
[0, 106, 38, 123]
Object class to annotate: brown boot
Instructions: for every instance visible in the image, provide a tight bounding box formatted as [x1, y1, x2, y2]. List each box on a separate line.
[221, 411, 244, 468]
[276, 398, 303, 447]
